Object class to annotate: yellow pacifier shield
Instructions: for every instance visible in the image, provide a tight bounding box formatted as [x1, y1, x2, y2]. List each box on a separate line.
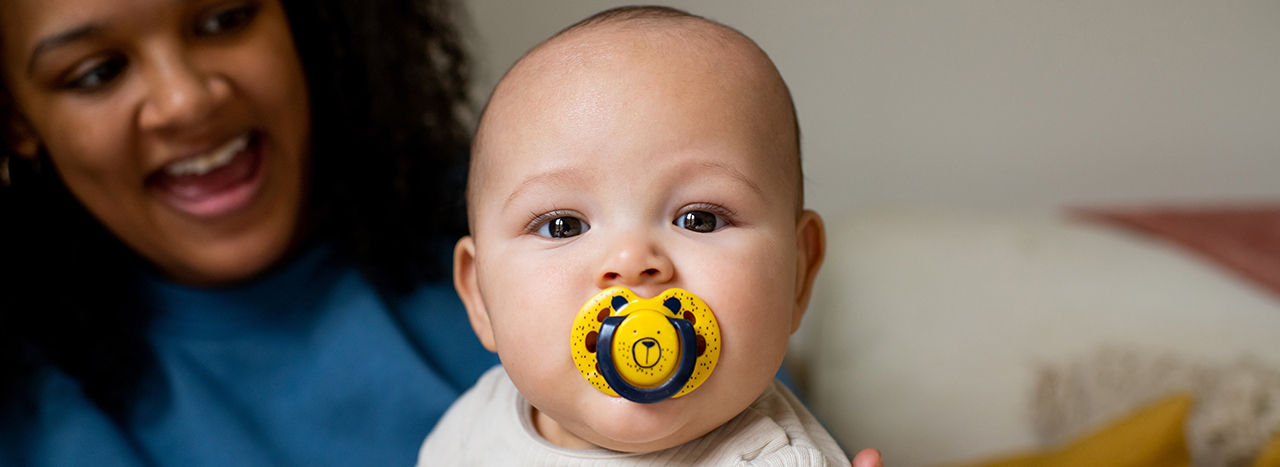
[612, 310, 681, 387]
[570, 287, 721, 402]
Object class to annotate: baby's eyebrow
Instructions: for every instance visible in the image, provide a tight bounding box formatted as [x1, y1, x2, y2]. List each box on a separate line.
[503, 166, 593, 209]
[696, 161, 764, 198]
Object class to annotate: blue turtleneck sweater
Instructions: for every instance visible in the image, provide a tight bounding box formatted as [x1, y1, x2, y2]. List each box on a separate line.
[2, 246, 497, 466]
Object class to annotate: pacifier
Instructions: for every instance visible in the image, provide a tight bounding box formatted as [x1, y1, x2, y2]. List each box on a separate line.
[570, 287, 721, 404]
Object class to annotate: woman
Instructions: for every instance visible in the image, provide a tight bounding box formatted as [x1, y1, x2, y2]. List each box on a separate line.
[1, 0, 495, 464]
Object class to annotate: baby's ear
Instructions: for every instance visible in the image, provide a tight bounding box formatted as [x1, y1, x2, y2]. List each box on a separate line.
[453, 236, 496, 352]
[790, 210, 826, 333]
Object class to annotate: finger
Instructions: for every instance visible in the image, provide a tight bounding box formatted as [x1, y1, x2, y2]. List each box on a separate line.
[851, 448, 883, 467]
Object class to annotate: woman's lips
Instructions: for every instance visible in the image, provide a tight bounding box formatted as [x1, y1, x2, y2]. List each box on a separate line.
[148, 133, 266, 219]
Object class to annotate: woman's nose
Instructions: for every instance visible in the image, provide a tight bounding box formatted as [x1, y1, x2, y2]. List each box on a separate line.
[596, 233, 675, 289]
[138, 52, 230, 132]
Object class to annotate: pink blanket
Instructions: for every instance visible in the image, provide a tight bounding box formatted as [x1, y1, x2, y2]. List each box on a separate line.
[1078, 204, 1280, 299]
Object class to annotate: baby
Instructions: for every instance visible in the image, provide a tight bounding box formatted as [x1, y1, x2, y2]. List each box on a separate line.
[420, 6, 847, 465]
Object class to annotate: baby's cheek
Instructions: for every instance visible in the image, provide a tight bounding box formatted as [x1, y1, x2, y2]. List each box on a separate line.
[717, 293, 794, 360]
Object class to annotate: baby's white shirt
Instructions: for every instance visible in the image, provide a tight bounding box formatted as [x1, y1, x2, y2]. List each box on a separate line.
[417, 365, 848, 466]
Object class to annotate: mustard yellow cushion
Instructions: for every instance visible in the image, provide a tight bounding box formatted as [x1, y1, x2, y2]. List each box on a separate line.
[1253, 427, 1280, 467]
[965, 393, 1192, 467]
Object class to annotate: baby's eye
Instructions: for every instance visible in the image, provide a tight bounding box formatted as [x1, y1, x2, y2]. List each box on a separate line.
[674, 211, 722, 233]
[536, 216, 589, 238]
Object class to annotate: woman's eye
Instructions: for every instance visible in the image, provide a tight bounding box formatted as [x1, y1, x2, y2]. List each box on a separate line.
[675, 210, 722, 233]
[536, 216, 589, 239]
[195, 3, 259, 36]
[64, 56, 127, 91]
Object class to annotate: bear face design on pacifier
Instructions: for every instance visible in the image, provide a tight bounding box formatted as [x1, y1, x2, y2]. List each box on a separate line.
[570, 287, 721, 404]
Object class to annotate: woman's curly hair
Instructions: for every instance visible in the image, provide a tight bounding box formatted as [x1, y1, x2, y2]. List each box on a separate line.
[0, 0, 475, 414]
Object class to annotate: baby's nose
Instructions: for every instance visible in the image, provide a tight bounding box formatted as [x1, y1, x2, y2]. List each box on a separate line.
[596, 233, 674, 288]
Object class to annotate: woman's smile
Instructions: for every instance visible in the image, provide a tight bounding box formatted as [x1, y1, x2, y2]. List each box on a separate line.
[147, 131, 266, 219]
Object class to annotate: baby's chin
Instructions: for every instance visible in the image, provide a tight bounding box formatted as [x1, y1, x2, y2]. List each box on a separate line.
[546, 395, 730, 453]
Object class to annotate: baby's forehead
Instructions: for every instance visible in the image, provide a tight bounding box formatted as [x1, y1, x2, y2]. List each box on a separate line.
[470, 13, 802, 210]
[525, 18, 754, 81]
[481, 18, 790, 144]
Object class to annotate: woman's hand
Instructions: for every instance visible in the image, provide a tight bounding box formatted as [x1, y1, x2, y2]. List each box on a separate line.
[852, 448, 884, 467]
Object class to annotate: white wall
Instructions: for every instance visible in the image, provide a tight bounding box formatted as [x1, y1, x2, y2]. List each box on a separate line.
[461, 0, 1280, 220]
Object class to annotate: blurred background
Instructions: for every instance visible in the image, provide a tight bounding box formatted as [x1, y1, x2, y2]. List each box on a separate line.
[461, 1, 1280, 465]
[463, 0, 1280, 219]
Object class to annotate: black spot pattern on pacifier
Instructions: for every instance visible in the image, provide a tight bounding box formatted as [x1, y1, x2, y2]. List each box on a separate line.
[663, 296, 681, 314]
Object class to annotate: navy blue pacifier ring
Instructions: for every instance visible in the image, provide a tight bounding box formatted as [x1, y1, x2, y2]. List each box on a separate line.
[595, 316, 698, 404]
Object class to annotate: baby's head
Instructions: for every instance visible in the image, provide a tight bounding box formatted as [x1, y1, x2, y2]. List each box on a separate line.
[454, 6, 825, 452]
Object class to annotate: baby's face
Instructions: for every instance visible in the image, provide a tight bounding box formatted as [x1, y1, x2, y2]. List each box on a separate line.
[457, 25, 822, 452]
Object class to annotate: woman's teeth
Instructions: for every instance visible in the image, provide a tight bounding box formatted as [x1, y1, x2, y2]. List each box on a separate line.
[164, 135, 249, 176]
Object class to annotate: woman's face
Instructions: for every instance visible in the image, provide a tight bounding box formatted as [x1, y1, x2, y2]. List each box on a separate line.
[1, 0, 310, 285]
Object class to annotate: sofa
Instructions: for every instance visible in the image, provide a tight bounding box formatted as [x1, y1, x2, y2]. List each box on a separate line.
[789, 208, 1280, 466]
